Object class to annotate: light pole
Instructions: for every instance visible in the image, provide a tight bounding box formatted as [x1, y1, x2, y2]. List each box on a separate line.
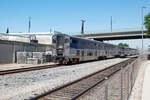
[141, 6, 147, 58]
[28, 17, 31, 33]
[110, 16, 112, 32]
[81, 19, 85, 34]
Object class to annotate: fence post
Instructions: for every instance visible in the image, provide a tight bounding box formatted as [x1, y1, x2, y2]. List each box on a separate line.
[121, 67, 123, 100]
[127, 65, 130, 100]
[129, 64, 132, 93]
[132, 62, 135, 88]
[104, 77, 108, 100]
[128, 66, 130, 94]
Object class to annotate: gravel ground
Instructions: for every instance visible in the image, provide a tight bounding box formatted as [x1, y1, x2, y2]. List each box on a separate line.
[0, 58, 128, 100]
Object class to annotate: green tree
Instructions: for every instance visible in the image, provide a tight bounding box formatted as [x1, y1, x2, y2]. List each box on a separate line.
[6, 27, 9, 33]
[118, 43, 129, 47]
[144, 13, 150, 35]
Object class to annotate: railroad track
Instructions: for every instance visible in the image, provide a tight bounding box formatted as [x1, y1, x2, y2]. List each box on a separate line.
[30, 57, 137, 100]
[0, 64, 60, 75]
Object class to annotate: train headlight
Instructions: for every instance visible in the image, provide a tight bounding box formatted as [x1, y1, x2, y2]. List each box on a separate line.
[53, 54, 57, 56]
[63, 53, 66, 56]
[58, 45, 63, 49]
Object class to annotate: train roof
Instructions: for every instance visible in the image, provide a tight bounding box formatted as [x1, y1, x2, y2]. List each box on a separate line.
[53, 34, 137, 49]
[70, 36, 102, 44]
[53, 33, 102, 43]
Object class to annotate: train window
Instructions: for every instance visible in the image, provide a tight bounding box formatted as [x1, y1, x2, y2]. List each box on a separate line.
[80, 40, 87, 46]
[82, 51, 84, 56]
[92, 43, 94, 46]
[57, 36, 63, 41]
[96, 44, 99, 47]
[106, 51, 107, 55]
[88, 42, 93, 47]
[95, 51, 97, 56]
[87, 51, 90, 56]
[87, 51, 93, 56]
[72, 39, 78, 44]
[90, 52, 93, 56]
[65, 39, 69, 43]
[77, 50, 80, 56]
[52, 39, 56, 43]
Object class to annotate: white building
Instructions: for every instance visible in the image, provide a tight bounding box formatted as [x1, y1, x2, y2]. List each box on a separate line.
[0, 32, 53, 44]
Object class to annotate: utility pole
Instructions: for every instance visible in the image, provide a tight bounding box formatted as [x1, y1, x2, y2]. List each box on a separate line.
[50, 28, 52, 33]
[81, 19, 85, 34]
[141, 6, 147, 58]
[28, 17, 31, 33]
[110, 16, 112, 32]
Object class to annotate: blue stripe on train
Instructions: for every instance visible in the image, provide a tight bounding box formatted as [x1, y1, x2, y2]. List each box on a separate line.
[70, 36, 101, 49]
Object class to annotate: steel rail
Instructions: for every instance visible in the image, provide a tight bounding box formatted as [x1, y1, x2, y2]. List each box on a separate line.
[29, 57, 137, 100]
[70, 58, 136, 100]
[0, 64, 59, 75]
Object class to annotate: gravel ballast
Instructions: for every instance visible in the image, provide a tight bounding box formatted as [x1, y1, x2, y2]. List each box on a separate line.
[0, 58, 128, 100]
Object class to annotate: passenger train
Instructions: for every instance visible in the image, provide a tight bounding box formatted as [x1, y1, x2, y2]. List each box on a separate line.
[52, 33, 138, 64]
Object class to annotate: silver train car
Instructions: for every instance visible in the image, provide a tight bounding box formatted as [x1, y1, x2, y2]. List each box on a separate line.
[52, 34, 138, 64]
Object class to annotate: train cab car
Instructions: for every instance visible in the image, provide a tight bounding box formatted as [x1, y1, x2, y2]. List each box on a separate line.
[52, 34, 103, 64]
[52, 34, 70, 64]
[52, 33, 138, 64]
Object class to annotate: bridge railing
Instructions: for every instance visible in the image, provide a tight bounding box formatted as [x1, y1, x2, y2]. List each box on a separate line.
[67, 28, 145, 35]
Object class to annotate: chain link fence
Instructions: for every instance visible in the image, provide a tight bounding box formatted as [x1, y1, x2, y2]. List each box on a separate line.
[79, 57, 142, 100]
[104, 57, 141, 100]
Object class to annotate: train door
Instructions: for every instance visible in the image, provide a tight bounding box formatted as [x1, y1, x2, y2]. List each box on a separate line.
[64, 36, 70, 57]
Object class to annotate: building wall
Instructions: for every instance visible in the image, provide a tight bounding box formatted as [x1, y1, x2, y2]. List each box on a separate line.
[0, 40, 51, 64]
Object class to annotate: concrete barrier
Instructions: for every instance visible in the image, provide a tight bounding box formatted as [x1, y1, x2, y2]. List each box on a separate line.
[17, 52, 48, 64]
[147, 54, 150, 60]
[0, 40, 51, 64]
[17, 52, 33, 64]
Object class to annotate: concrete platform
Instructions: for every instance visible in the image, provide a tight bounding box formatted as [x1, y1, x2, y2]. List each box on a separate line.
[129, 60, 150, 100]
[142, 61, 150, 100]
[0, 63, 55, 71]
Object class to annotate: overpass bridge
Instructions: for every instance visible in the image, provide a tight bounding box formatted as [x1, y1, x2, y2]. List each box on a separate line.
[73, 30, 150, 41]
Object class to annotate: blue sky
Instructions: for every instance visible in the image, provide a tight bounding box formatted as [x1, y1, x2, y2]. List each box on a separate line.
[0, 0, 150, 49]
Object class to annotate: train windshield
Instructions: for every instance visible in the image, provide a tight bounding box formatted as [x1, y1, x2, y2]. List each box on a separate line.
[56, 35, 64, 49]
[57, 36, 63, 42]
[52, 38, 56, 43]
[65, 38, 69, 43]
